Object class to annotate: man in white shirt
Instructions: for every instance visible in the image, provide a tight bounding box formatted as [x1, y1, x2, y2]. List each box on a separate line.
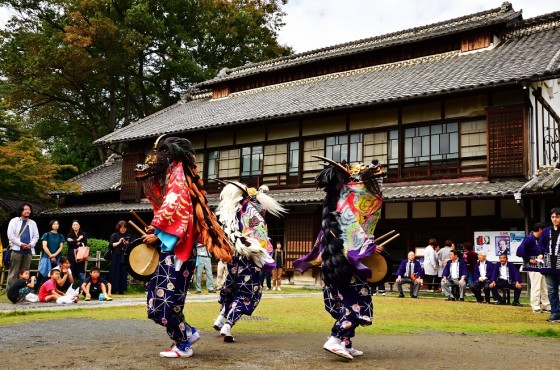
[489, 253, 522, 306]
[441, 250, 468, 301]
[470, 252, 495, 303]
[6, 203, 39, 287]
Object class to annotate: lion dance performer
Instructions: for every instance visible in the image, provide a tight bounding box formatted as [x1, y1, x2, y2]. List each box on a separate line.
[212, 182, 285, 342]
[294, 157, 387, 360]
[135, 136, 233, 358]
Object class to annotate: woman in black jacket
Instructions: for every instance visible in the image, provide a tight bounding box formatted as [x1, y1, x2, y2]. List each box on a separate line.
[108, 220, 131, 294]
[66, 220, 88, 284]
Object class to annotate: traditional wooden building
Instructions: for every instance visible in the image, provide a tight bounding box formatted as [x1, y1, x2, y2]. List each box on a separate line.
[50, 3, 560, 270]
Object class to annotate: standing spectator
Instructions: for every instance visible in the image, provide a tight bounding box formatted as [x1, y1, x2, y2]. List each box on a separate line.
[56, 256, 75, 292]
[441, 249, 468, 301]
[437, 240, 453, 292]
[272, 241, 285, 291]
[470, 252, 494, 303]
[108, 220, 130, 294]
[38, 268, 65, 303]
[489, 253, 522, 306]
[6, 203, 39, 287]
[195, 241, 215, 294]
[538, 207, 560, 322]
[7, 268, 37, 303]
[37, 220, 65, 286]
[517, 222, 550, 313]
[395, 251, 423, 298]
[434, 244, 442, 291]
[216, 259, 228, 291]
[463, 241, 478, 286]
[423, 238, 438, 292]
[260, 238, 273, 291]
[66, 220, 88, 284]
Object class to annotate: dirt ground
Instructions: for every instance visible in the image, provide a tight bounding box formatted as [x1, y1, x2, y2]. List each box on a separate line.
[0, 318, 559, 370]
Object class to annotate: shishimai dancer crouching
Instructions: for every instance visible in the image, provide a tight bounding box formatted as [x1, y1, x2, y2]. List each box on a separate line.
[294, 157, 387, 360]
[212, 182, 285, 342]
[135, 136, 233, 358]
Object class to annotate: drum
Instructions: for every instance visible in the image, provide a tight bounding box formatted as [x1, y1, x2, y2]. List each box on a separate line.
[125, 238, 160, 281]
[361, 251, 392, 283]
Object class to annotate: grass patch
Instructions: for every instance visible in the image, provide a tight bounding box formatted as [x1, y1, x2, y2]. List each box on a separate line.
[1, 294, 559, 337]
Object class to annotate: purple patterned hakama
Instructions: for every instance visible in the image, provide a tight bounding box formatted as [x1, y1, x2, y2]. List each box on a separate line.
[147, 251, 196, 345]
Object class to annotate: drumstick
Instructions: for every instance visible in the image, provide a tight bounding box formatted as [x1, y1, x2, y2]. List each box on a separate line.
[128, 220, 147, 236]
[130, 210, 149, 228]
[375, 230, 396, 243]
[378, 233, 400, 248]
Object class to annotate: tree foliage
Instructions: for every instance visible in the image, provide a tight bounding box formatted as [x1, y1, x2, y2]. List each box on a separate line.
[0, 0, 292, 165]
[0, 136, 79, 222]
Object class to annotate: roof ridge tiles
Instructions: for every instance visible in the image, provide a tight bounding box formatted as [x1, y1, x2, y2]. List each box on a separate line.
[69, 157, 122, 183]
[230, 50, 460, 98]
[501, 11, 560, 41]
[199, 4, 520, 86]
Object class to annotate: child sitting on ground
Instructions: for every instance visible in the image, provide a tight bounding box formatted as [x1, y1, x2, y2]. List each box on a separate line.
[81, 267, 113, 301]
[38, 268, 65, 302]
[7, 268, 37, 303]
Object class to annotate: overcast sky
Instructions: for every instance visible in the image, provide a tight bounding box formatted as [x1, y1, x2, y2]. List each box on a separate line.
[277, 1, 560, 53]
[0, 1, 557, 54]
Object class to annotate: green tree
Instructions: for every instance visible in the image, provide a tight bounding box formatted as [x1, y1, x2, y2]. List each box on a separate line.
[0, 0, 292, 166]
[0, 136, 79, 222]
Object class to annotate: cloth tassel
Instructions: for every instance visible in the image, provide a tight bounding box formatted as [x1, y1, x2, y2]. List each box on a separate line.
[232, 233, 274, 269]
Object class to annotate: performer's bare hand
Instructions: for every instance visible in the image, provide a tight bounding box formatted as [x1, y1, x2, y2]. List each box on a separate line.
[373, 245, 384, 254]
[145, 225, 155, 234]
[142, 233, 159, 245]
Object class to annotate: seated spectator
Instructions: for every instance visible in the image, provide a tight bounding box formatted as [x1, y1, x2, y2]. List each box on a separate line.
[470, 252, 494, 303]
[441, 250, 467, 301]
[38, 268, 65, 303]
[81, 267, 113, 301]
[395, 251, 423, 298]
[7, 268, 37, 303]
[56, 256, 75, 292]
[489, 253, 522, 306]
[371, 281, 386, 296]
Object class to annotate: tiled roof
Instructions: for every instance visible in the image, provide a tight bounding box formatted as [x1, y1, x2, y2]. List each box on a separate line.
[50, 177, 529, 215]
[0, 197, 45, 214]
[57, 156, 122, 194]
[95, 11, 560, 146]
[42, 201, 153, 215]
[518, 166, 560, 194]
[199, 3, 521, 86]
[383, 178, 526, 200]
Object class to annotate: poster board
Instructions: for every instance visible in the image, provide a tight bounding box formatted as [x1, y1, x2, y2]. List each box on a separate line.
[474, 231, 525, 263]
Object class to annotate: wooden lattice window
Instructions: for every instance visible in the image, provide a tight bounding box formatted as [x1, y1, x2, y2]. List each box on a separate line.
[487, 105, 527, 177]
[120, 154, 144, 201]
[284, 213, 316, 270]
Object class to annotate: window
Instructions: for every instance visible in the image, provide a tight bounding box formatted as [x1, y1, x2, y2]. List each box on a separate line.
[289, 141, 299, 174]
[325, 134, 362, 163]
[241, 146, 263, 176]
[207, 150, 219, 179]
[396, 123, 458, 167]
[388, 130, 399, 169]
